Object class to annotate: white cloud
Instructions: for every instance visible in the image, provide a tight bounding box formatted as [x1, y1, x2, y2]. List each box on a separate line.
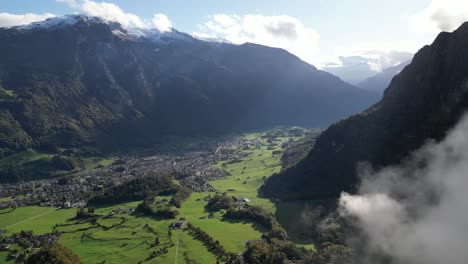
[152, 13, 172, 32]
[80, 0, 146, 28]
[0, 13, 56, 27]
[56, 0, 80, 9]
[339, 113, 468, 264]
[321, 49, 414, 84]
[409, 0, 468, 35]
[326, 49, 414, 71]
[193, 14, 320, 65]
[57, 0, 172, 31]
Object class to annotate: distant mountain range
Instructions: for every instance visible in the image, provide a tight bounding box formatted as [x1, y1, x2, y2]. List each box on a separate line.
[323, 52, 413, 85]
[0, 15, 378, 154]
[357, 60, 411, 94]
[261, 22, 468, 200]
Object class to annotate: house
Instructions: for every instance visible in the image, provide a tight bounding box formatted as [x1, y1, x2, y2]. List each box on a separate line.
[169, 221, 185, 230]
[233, 196, 250, 203]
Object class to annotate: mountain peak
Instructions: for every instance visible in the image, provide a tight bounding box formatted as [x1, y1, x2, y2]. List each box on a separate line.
[15, 14, 107, 31]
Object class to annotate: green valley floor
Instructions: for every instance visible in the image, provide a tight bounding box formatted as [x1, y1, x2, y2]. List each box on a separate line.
[0, 128, 318, 263]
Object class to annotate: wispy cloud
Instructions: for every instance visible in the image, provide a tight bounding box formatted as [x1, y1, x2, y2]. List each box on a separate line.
[409, 0, 468, 35]
[152, 13, 172, 32]
[0, 12, 56, 27]
[193, 14, 320, 65]
[339, 113, 468, 264]
[57, 0, 172, 30]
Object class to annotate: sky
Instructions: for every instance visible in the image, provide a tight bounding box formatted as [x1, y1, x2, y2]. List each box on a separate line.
[1, 0, 468, 71]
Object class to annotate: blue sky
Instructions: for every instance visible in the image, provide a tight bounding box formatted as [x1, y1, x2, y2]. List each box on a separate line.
[1, 0, 467, 70]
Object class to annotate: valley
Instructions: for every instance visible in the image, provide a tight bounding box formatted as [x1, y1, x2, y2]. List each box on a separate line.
[1, 2, 467, 263]
[0, 127, 320, 263]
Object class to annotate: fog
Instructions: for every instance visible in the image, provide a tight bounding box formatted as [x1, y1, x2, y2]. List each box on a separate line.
[339, 114, 468, 264]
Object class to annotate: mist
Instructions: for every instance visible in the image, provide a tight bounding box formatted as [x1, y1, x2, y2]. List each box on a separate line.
[339, 113, 468, 264]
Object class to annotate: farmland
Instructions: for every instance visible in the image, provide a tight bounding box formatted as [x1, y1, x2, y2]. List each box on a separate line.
[0, 127, 317, 263]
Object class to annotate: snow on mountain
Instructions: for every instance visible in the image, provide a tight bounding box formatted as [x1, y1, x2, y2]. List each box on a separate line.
[16, 14, 99, 30]
[12, 14, 221, 45]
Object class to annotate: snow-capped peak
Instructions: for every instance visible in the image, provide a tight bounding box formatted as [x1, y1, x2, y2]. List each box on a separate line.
[12, 14, 230, 46]
[124, 28, 194, 43]
[16, 14, 103, 30]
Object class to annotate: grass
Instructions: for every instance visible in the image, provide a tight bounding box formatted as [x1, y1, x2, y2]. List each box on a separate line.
[0, 196, 11, 202]
[0, 127, 316, 263]
[82, 157, 117, 170]
[0, 149, 52, 168]
[0, 206, 66, 232]
[0, 250, 14, 263]
[210, 134, 291, 213]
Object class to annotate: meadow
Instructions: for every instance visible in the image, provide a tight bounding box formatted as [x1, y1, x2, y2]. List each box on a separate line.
[0, 127, 315, 263]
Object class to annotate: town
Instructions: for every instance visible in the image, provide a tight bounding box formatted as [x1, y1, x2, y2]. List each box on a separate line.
[0, 133, 286, 209]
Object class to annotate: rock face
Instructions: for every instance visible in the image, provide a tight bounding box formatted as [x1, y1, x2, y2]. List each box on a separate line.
[0, 15, 376, 153]
[261, 22, 468, 200]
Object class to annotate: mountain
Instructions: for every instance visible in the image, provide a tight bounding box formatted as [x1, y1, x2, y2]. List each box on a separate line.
[357, 60, 412, 94]
[322, 52, 413, 85]
[261, 22, 468, 200]
[0, 15, 377, 154]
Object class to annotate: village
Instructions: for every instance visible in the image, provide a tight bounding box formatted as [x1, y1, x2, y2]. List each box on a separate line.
[0, 134, 274, 210]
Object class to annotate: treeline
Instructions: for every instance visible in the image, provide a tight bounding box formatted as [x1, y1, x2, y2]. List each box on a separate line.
[227, 217, 356, 264]
[204, 195, 355, 264]
[25, 243, 80, 264]
[205, 194, 287, 240]
[170, 186, 191, 208]
[205, 194, 235, 211]
[0, 155, 80, 183]
[186, 222, 235, 260]
[224, 206, 287, 240]
[135, 197, 179, 219]
[240, 239, 313, 264]
[88, 173, 177, 205]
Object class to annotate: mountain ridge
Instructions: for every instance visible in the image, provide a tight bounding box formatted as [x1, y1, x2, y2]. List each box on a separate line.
[357, 60, 412, 93]
[0, 15, 377, 155]
[261, 22, 468, 200]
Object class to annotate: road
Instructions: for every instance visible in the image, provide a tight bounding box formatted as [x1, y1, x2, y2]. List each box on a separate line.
[174, 229, 180, 264]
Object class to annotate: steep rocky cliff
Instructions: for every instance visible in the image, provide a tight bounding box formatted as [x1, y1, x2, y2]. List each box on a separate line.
[261, 22, 468, 200]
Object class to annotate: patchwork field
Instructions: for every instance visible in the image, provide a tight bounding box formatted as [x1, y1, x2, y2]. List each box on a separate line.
[0, 127, 316, 263]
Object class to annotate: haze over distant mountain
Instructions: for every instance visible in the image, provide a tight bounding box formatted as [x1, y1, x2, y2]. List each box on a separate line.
[357, 60, 412, 94]
[0, 15, 378, 154]
[323, 52, 413, 85]
[261, 22, 468, 200]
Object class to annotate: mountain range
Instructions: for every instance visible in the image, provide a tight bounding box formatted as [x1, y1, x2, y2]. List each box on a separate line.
[357, 60, 411, 93]
[261, 22, 468, 200]
[0, 15, 378, 154]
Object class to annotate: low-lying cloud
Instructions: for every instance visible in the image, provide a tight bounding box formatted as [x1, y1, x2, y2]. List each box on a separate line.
[322, 50, 413, 84]
[59, 0, 172, 30]
[410, 0, 468, 35]
[0, 12, 56, 27]
[193, 14, 320, 65]
[339, 113, 468, 264]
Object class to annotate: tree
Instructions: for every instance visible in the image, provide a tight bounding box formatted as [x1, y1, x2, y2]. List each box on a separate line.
[25, 243, 80, 264]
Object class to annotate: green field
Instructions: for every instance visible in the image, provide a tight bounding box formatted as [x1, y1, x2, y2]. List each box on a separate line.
[0, 149, 52, 168]
[0, 128, 316, 263]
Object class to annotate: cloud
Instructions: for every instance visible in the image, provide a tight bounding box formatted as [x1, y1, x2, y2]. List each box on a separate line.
[409, 0, 468, 35]
[152, 13, 172, 32]
[193, 14, 320, 65]
[326, 50, 413, 71]
[57, 0, 172, 31]
[0, 13, 56, 27]
[322, 50, 413, 84]
[339, 113, 468, 264]
[79, 0, 146, 28]
[56, 0, 80, 9]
